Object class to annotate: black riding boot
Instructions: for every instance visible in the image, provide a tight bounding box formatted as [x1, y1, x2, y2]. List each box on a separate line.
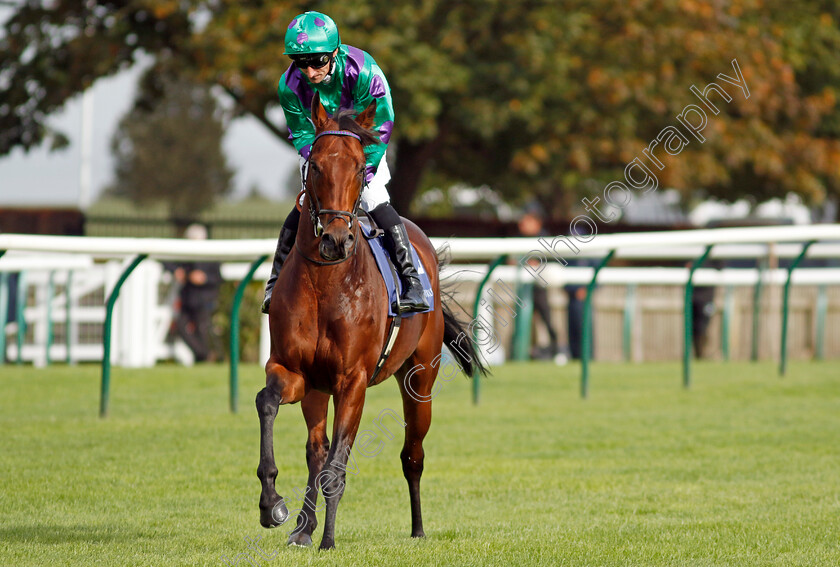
[370, 203, 430, 314]
[262, 208, 300, 314]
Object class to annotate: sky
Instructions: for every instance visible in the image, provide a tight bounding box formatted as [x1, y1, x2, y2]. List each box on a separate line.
[0, 7, 298, 209]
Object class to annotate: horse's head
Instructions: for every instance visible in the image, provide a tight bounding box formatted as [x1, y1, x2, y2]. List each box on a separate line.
[305, 93, 379, 263]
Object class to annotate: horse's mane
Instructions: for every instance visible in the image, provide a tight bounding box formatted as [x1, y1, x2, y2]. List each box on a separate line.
[333, 109, 382, 147]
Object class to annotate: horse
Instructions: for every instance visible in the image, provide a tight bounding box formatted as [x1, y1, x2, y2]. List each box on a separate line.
[256, 93, 487, 550]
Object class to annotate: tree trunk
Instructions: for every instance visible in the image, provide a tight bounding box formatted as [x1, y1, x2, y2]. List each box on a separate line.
[389, 137, 441, 215]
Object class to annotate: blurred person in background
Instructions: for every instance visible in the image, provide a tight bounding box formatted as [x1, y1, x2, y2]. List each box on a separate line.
[690, 259, 722, 359]
[2, 272, 18, 363]
[0, 224, 20, 363]
[517, 209, 566, 364]
[692, 284, 716, 358]
[170, 223, 223, 363]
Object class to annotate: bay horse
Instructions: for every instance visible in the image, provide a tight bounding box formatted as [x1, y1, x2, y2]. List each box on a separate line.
[256, 93, 486, 550]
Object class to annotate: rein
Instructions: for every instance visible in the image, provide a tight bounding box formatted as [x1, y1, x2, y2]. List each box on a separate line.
[296, 129, 367, 266]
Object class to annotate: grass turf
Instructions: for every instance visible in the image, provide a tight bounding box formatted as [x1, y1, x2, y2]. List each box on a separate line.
[1, 360, 838, 566]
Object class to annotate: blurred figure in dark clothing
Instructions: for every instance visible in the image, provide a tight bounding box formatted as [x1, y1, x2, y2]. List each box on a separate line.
[692, 284, 716, 358]
[1, 223, 20, 363]
[564, 228, 600, 360]
[4, 273, 18, 324]
[1, 272, 19, 363]
[171, 224, 223, 363]
[690, 257, 722, 359]
[517, 211, 564, 362]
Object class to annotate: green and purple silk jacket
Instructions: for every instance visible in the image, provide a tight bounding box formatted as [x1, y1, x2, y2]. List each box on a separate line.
[278, 44, 394, 183]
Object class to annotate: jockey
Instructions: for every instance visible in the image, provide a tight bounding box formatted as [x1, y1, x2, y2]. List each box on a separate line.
[262, 11, 430, 316]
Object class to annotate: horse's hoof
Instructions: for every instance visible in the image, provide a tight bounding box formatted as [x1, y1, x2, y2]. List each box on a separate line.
[411, 530, 426, 538]
[318, 539, 336, 551]
[287, 532, 312, 547]
[259, 499, 289, 528]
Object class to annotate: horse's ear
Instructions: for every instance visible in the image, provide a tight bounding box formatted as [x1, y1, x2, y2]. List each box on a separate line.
[311, 92, 330, 131]
[355, 101, 377, 131]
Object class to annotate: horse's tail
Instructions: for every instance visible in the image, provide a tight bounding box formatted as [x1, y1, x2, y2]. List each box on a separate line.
[437, 246, 490, 378]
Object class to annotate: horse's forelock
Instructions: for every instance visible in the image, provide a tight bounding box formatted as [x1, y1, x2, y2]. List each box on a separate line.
[331, 109, 381, 147]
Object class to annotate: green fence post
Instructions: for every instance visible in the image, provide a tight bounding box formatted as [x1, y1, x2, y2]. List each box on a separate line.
[0, 271, 8, 364]
[751, 259, 766, 362]
[16, 271, 26, 365]
[511, 279, 534, 361]
[623, 284, 636, 362]
[721, 285, 734, 362]
[581, 250, 614, 399]
[65, 271, 74, 365]
[100, 255, 148, 418]
[471, 254, 508, 405]
[229, 255, 268, 414]
[815, 285, 827, 361]
[779, 241, 814, 376]
[46, 271, 55, 365]
[683, 245, 713, 389]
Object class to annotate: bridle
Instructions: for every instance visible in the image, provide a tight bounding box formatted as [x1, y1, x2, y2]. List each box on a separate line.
[295, 129, 366, 266]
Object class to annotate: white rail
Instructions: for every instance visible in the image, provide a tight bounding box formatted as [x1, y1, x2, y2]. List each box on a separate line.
[2, 225, 839, 369]
[2, 224, 840, 261]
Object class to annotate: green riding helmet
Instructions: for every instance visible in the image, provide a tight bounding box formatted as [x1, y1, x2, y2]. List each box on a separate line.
[283, 11, 340, 55]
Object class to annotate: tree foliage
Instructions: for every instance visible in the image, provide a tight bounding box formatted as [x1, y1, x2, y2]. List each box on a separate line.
[2, 1, 839, 215]
[105, 66, 234, 218]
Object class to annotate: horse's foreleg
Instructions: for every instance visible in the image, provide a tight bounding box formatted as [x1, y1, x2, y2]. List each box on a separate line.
[287, 390, 331, 547]
[256, 363, 307, 529]
[256, 386, 287, 528]
[317, 380, 367, 551]
[397, 359, 439, 538]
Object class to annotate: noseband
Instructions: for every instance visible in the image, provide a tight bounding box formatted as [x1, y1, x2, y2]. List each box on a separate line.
[296, 129, 366, 266]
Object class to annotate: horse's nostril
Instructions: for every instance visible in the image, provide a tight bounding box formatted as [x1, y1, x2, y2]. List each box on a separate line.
[343, 233, 355, 252]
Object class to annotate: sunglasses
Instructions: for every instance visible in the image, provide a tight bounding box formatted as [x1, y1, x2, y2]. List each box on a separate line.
[291, 53, 332, 70]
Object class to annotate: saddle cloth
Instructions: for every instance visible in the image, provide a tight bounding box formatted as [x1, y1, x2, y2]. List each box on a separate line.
[358, 217, 434, 317]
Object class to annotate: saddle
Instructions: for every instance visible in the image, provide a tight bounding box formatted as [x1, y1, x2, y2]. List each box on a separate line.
[358, 213, 434, 318]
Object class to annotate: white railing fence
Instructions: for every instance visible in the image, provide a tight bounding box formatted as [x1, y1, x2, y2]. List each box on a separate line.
[2, 224, 839, 410]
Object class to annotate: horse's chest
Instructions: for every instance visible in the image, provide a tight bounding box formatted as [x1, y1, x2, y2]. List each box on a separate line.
[325, 286, 364, 315]
[316, 287, 376, 334]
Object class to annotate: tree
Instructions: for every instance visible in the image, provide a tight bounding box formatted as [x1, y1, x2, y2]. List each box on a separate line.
[105, 66, 234, 219]
[2, 1, 839, 215]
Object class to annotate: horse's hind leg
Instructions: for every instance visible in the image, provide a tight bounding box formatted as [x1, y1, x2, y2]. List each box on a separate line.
[287, 390, 330, 547]
[396, 358, 439, 538]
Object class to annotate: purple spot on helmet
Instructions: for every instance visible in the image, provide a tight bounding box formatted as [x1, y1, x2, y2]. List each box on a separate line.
[296, 32, 308, 45]
[369, 75, 387, 99]
[288, 18, 298, 30]
[314, 17, 326, 27]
